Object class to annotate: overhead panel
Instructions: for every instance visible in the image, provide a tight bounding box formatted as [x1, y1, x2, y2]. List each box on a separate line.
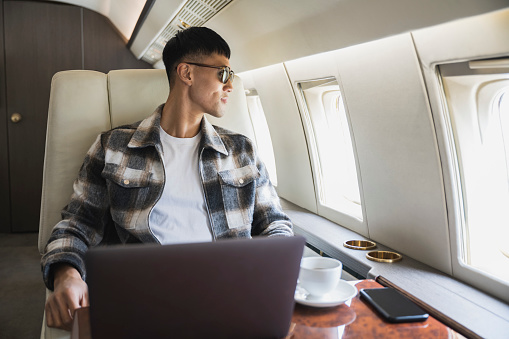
[141, 0, 234, 65]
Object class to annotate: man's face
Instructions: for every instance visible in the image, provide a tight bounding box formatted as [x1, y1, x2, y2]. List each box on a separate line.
[187, 53, 234, 118]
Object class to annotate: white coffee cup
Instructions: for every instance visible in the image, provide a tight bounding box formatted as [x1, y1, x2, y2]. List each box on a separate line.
[299, 257, 342, 297]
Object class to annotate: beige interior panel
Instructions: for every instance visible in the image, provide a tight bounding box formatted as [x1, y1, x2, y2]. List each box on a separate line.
[240, 64, 317, 213]
[108, 69, 169, 128]
[333, 34, 451, 274]
[39, 71, 110, 253]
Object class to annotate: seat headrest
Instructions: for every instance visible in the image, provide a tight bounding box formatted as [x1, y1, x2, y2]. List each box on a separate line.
[108, 69, 169, 128]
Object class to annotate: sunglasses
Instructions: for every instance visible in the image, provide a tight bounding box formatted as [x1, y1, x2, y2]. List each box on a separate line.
[184, 62, 235, 84]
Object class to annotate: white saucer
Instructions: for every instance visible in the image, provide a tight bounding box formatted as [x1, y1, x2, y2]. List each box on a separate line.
[294, 280, 357, 308]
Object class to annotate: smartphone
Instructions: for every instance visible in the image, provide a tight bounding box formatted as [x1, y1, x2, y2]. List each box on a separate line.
[360, 287, 429, 323]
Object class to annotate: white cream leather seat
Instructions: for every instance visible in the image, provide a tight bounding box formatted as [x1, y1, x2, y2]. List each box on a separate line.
[38, 69, 253, 339]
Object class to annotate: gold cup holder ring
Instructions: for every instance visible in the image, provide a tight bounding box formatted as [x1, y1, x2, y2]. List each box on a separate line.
[343, 240, 377, 250]
[366, 251, 402, 263]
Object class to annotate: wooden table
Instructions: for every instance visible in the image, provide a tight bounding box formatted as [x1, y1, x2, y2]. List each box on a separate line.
[72, 279, 463, 339]
[290, 279, 463, 338]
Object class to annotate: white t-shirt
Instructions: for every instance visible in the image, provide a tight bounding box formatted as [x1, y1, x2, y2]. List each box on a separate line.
[149, 127, 213, 245]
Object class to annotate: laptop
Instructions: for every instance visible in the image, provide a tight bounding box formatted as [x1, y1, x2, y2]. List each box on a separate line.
[85, 235, 306, 339]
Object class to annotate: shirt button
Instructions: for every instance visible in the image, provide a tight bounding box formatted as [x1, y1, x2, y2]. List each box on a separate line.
[239, 179, 244, 184]
[124, 179, 130, 185]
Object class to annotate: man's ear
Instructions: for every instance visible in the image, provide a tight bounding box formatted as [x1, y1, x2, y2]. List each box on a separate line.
[176, 63, 193, 86]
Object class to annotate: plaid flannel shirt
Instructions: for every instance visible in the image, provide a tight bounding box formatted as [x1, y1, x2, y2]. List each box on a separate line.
[41, 105, 293, 290]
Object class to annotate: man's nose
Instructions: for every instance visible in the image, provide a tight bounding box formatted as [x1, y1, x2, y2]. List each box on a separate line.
[224, 78, 233, 92]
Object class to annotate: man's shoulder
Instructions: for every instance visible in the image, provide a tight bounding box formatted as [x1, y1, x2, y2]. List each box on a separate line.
[212, 125, 256, 155]
[213, 124, 250, 140]
[100, 120, 142, 145]
[108, 120, 142, 134]
[213, 125, 253, 144]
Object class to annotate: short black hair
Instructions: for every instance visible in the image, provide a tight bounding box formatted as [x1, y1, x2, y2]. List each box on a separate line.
[162, 27, 231, 86]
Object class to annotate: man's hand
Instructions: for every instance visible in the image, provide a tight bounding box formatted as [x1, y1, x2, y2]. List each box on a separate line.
[45, 264, 89, 331]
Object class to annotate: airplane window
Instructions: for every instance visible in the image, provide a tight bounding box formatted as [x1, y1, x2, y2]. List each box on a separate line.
[297, 78, 362, 220]
[440, 62, 509, 284]
[244, 89, 278, 186]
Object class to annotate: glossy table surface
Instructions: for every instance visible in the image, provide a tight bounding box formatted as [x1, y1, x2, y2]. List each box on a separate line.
[72, 279, 463, 339]
[289, 279, 462, 338]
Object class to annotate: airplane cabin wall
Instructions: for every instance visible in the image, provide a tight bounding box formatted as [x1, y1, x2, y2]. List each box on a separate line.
[231, 7, 509, 298]
[331, 34, 451, 273]
[239, 33, 452, 274]
[230, 6, 509, 307]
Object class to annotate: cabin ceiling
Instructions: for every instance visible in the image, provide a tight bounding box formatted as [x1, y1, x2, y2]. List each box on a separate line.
[47, 0, 509, 72]
[207, 0, 509, 72]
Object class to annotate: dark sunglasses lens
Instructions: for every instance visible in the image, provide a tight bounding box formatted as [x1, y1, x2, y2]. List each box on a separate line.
[220, 69, 228, 84]
[219, 67, 233, 84]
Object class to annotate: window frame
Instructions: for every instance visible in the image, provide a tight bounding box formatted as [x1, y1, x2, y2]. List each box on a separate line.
[295, 76, 365, 230]
[437, 61, 509, 302]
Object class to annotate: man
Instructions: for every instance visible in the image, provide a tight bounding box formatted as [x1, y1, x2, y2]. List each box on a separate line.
[41, 27, 293, 331]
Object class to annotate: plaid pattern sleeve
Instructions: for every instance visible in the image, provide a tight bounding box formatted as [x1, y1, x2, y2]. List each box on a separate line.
[252, 151, 293, 237]
[40, 109, 166, 290]
[41, 135, 111, 290]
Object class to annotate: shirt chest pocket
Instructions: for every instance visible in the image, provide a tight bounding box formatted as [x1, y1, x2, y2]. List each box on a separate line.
[102, 164, 152, 229]
[103, 165, 152, 188]
[218, 164, 260, 229]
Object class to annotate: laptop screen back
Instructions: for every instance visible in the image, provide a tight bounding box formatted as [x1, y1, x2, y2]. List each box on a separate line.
[85, 236, 305, 339]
